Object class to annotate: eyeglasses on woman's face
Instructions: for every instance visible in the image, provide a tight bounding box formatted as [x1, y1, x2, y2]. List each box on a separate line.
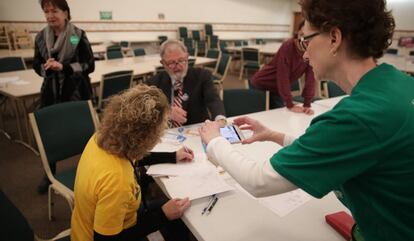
[299, 32, 321, 51]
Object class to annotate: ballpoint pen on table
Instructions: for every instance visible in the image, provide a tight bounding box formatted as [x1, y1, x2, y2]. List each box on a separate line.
[205, 196, 219, 215]
[201, 194, 216, 215]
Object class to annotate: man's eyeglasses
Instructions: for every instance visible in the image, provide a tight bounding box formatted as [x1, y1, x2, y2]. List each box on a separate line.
[163, 59, 188, 68]
[299, 32, 321, 51]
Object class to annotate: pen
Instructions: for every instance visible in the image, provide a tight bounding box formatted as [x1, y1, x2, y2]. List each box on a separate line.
[205, 196, 218, 215]
[201, 194, 216, 215]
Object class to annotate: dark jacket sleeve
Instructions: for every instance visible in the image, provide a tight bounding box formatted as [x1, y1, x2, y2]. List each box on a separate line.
[201, 69, 226, 118]
[94, 206, 169, 241]
[138, 152, 176, 166]
[62, 30, 95, 76]
[33, 35, 46, 77]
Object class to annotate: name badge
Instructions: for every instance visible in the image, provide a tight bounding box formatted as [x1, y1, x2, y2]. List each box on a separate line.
[70, 35, 80, 45]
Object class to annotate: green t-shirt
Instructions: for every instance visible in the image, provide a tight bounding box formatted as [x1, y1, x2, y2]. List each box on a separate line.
[271, 64, 414, 241]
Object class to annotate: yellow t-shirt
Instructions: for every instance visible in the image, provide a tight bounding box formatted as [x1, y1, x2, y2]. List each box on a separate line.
[71, 134, 141, 241]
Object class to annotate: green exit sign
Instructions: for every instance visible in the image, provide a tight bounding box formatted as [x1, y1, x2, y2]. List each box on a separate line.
[100, 11, 112, 20]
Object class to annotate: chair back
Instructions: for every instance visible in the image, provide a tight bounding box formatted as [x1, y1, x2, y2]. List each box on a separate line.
[216, 53, 232, 76]
[208, 35, 219, 49]
[324, 81, 346, 98]
[242, 48, 259, 63]
[183, 38, 194, 48]
[106, 45, 123, 59]
[158, 35, 168, 45]
[409, 50, 414, 56]
[0, 57, 26, 72]
[242, 40, 248, 46]
[30, 101, 98, 183]
[386, 48, 398, 55]
[255, 39, 265, 44]
[223, 89, 269, 117]
[206, 49, 220, 59]
[187, 47, 197, 56]
[192, 30, 201, 41]
[197, 41, 206, 56]
[133, 48, 146, 56]
[234, 41, 242, 47]
[99, 70, 133, 109]
[178, 27, 188, 39]
[205, 24, 213, 36]
[120, 41, 129, 48]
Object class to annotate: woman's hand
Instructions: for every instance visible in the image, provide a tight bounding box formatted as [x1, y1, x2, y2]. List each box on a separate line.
[44, 58, 63, 71]
[176, 147, 194, 163]
[162, 198, 191, 220]
[199, 120, 221, 145]
[233, 116, 273, 144]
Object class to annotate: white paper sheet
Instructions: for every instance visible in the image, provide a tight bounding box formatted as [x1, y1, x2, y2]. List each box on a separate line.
[162, 171, 234, 200]
[235, 184, 312, 217]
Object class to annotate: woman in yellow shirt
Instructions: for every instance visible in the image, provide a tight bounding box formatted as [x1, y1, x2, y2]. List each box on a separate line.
[71, 84, 191, 241]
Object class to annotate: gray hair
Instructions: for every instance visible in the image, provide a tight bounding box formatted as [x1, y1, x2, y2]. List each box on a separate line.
[160, 40, 188, 58]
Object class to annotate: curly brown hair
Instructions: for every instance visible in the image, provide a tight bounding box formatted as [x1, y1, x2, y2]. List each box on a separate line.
[97, 84, 169, 161]
[300, 0, 395, 59]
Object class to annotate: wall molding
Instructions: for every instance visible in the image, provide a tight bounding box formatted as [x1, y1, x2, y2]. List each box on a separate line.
[0, 20, 290, 35]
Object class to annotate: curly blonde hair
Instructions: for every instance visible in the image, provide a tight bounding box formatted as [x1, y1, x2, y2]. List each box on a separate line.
[97, 84, 169, 161]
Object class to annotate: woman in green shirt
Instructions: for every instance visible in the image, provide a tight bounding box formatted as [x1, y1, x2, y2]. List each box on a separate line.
[199, 0, 414, 240]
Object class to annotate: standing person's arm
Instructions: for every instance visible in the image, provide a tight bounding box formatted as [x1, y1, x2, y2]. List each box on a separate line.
[301, 65, 316, 111]
[201, 69, 225, 119]
[275, 51, 296, 109]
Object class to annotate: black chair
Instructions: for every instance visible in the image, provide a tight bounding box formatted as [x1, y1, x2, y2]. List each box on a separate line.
[192, 30, 201, 42]
[223, 89, 269, 117]
[98, 70, 133, 110]
[187, 47, 197, 57]
[29, 100, 99, 220]
[255, 39, 265, 45]
[120, 41, 129, 48]
[0, 190, 70, 241]
[386, 48, 398, 55]
[212, 53, 232, 90]
[0, 57, 26, 72]
[240, 48, 260, 80]
[409, 51, 414, 56]
[178, 27, 188, 40]
[205, 49, 220, 70]
[158, 35, 168, 45]
[106, 45, 123, 60]
[208, 35, 219, 49]
[196, 41, 206, 56]
[205, 24, 213, 36]
[183, 38, 194, 49]
[133, 48, 146, 56]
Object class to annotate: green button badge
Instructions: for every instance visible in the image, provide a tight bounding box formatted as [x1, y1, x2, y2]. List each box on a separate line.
[70, 35, 80, 45]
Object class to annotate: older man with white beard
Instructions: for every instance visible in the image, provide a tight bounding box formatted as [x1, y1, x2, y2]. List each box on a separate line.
[148, 40, 225, 127]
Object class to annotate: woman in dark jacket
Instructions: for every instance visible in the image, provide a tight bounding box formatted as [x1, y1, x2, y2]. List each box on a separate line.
[33, 0, 94, 108]
[33, 0, 95, 193]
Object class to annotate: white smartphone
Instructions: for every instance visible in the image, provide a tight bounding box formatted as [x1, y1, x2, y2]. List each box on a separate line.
[220, 125, 245, 144]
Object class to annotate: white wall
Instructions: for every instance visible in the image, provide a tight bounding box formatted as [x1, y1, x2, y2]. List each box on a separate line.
[387, 0, 414, 30]
[0, 0, 292, 24]
[0, 0, 295, 42]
